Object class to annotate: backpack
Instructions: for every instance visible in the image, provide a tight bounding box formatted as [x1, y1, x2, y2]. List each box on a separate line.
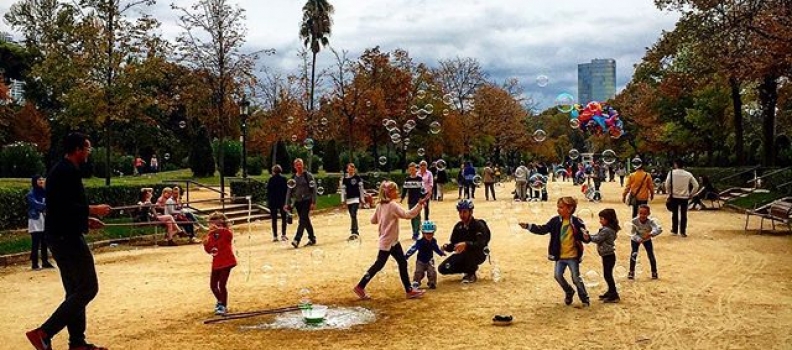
[476, 218, 492, 247]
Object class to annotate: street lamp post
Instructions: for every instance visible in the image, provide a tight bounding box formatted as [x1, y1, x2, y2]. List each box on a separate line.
[239, 95, 250, 178]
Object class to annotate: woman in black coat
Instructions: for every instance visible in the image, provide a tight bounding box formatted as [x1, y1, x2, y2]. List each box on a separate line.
[266, 165, 289, 241]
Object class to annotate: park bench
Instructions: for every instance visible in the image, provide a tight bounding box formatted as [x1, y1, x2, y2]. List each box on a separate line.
[744, 197, 792, 232]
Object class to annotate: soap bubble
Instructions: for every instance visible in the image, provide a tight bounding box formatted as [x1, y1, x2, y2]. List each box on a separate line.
[287, 179, 297, 189]
[317, 187, 325, 195]
[378, 156, 388, 166]
[436, 159, 447, 171]
[417, 148, 426, 157]
[555, 93, 576, 113]
[615, 266, 628, 280]
[178, 120, 187, 129]
[424, 104, 434, 114]
[311, 249, 325, 263]
[584, 270, 601, 288]
[385, 120, 399, 132]
[473, 175, 482, 186]
[578, 208, 594, 220]
[391, 133, 401, 144]
[416, 89, 426, 100]
[536, 74, 549, 87]
[442, 109, 450, 116]
[569, 149, 580, 160]
[569, 118, 580, 129]
[405, 119, 417, 131]
[532, 129, 547, 142]
[299, 287, 312, 305]
[410, 105, 419, 115]
[366, 100, 372, 107]
[287, 116, 294, 124]
[309, 180, 316, 188]
[442, 93, 453, 106]
[429, 121, 442, 135]
[303, 138, 314, 150]
[320, 117, 328, 126]
[602, 149, 617, 165]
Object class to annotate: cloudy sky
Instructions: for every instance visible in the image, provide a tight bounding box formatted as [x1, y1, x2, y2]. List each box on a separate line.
[0, 0, 680, 109]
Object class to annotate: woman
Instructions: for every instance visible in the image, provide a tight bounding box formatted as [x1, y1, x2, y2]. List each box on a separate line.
[266, 165, 289, 242]
[689, 175, 718, 210]
[138, 188, 182, 246]
[172, 186, 206, 230]
[27, 175, 53, 270]
[165, 187, 197, 242]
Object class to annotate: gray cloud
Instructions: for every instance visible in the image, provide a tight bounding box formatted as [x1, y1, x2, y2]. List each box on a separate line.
[1, 0, 679, 108]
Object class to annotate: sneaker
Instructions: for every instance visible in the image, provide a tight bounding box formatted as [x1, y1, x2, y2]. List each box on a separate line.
[628, 271, 634, 279]
[406, 288, 426, 299]
[32, 265, 41, 270]
[69, 344, 108, 350]
[603, 295, 620, 303]
[581, 300, 591, 307]
[428, 283, 437, 289]
[272, 237, 279, 242]
[348, 234, 359, 241]
[215, 304, 227, 315]
[291, 240, 299, 249]
[670, 231, 678, 236]
[26, 328, 51, 350]
[598, 293, 612, 300]
[42, 262, 55, 269]
[652, 272, 658, 279]
[680, 233, 688, 237]
[305, 240, 317, 247]
[461, 273, 478, 283]
[280, 235, 289, 241]
[353, 285, 370, 300]
[564, 291, 575, 305]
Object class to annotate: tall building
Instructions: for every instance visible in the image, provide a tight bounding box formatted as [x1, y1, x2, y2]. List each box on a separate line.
[1, 32, 25, 103]
[0, 31, 12, 43]
[577, 59, 616, 104]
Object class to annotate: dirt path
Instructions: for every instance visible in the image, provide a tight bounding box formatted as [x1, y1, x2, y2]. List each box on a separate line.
[2, 179, 792, 349]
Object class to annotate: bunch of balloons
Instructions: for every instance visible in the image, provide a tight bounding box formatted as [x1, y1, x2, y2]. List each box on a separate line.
[569, 101, 625, 139]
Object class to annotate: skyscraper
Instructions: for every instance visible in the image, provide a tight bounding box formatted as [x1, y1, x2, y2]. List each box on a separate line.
[0, 32, 26, 103]
[577, 59, 616, 104]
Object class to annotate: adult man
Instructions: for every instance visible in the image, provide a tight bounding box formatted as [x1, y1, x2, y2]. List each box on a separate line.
[665, 159, 699, 237]
[284, 158, 318, 248]
[26, 133, 112, 350]
[266, 165, 289, 242]
[622, 157, 655, 218]
[483, 162, 496, 201]
[514, 162, 529, 201]
[438, 199, 491, 283]
[418, 161, 434, 220]
[341, 163, 365, 241]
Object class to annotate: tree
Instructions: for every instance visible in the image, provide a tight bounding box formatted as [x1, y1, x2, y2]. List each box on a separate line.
[435, 57, 487, 157]
[190, 126, 215, 177]
[299, 0, 334, 170]
[173, 0, 261, 196]
[323, 139, 341, 172]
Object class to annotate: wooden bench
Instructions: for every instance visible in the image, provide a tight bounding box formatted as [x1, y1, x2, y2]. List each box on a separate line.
[745, 197, 792, 232]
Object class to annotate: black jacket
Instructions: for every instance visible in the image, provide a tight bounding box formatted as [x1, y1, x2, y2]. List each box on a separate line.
[527, 215, 587, 262]
[444, 217, 490, 263]
[266, 174, 288, 208]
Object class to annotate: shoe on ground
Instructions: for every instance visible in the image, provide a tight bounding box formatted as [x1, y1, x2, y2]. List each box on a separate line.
[598, 293, 612, 300]
[304, 240, 317, 247]
[681, 233, 688, 237]
[353, 285, 370, 300]
[406, 288, 426, 299]
[652, 272, 658, 279]
[280, 235, 289, 241]
[215, 304, 227, 316]
[602, 295, 620, 303]
[428, 283, 437, 289]
[68, 344, 108, 350]
[670, 231, 678, 235]
[291, 240, 299, 249]
[167, 239, 178, 246]
[32, 265, 41, 270]
[272, 237, 279, 242]
[42, 263, 55, 269]
[461, 273, 478, 283]
[564, 291, 575, 306]
[581, 300, 591, 307]
[348, 234, 359, 241]
[26, 328, 51, 350]
[628, 271, 635, 280]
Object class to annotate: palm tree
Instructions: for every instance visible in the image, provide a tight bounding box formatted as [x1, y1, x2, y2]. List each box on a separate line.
[299, 0, 334, 136]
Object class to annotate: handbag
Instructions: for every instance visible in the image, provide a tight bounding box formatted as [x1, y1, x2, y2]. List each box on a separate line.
[628, 174, 647, 206]
[665, 170, 675, 212]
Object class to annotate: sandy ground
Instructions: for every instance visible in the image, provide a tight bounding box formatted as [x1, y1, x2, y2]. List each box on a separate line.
[2, 179, 792, 350]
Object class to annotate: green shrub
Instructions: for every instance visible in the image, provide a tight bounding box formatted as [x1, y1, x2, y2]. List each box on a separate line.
[246, 156, 264, 176]
[286, 144, 322, 173]
[91, 148, 136, 177]
[0, 187, 28, 230]
[213, 139, 242, 177]
[190, 126, 216, 177]
[322, 140, 341, 172]
[0, 142, 45, 178]
[229, 179, 266, 203]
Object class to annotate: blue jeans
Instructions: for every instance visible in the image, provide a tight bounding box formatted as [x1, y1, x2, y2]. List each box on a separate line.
[554, 259, 589, 302]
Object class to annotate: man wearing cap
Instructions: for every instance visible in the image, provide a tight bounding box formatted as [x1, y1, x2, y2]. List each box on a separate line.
[622, 158, 654, 218]
[438, 199, 491, 283]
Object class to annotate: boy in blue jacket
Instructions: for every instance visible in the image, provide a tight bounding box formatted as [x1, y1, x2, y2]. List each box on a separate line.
[520, 196, 590, 307]
[405, 221, 446, 289]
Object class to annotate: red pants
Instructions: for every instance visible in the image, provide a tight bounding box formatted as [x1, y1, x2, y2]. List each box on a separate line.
[210, 266, 233, 305]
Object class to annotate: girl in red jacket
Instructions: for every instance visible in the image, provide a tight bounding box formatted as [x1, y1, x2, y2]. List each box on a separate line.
[203, 212, 237, 315]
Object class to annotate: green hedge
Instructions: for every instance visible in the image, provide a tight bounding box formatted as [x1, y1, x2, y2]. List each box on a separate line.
[0, 187, 28, 230]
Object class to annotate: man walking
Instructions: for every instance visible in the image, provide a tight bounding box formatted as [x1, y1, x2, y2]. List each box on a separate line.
[26, 132, 112, 350]
[665, 159, 699, 237]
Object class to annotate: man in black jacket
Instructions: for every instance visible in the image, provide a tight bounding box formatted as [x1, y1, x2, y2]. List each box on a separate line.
[266, 164, 289, 242]
[438, 199, 490, 283]
[27, 133, 112, 350]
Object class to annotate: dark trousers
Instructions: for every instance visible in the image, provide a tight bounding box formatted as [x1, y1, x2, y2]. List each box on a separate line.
[438, 252, 484, 275]
[602, 254, 618, 296]
[670, 197, 689, 234]
[485, 182, 496, 200]
[357, 243, 411, 292]
[210, 266, 233, 305]
[630, 200, 649, 218]
[270, 206, 287, 238]
[630, 239, 658, 273]
[619, 176, 625, 186]
[293, 200, 315, 243]
[30, 231, 49, 267]
[347, 202, 360, 235]
[41, 235, 99, 347]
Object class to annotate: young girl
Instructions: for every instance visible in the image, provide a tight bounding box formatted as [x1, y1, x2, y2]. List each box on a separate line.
[137, 189, 181, 246]
[353, 181, 429, 300]
[630, 204, 662, 279]
[519, 197, 590, 307]
[203, 212, 237, 315]
[584, 209, 620, 303]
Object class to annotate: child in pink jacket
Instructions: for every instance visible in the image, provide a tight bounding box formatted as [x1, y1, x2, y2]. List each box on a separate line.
[353, 181, 429, 300]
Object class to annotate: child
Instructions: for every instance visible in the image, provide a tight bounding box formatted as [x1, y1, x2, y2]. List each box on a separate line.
[630, 204, 662, 279]
[583, 209, 620, 303]
[401, 162, 424, 241]
[519, 196, 590, 307]
[353, 181, 428, 300]
[405, 220, 446, 289]
[203, 212, 237, 315]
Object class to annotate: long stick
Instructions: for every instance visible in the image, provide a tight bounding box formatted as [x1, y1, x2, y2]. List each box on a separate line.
[203, 306, 301, 324]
